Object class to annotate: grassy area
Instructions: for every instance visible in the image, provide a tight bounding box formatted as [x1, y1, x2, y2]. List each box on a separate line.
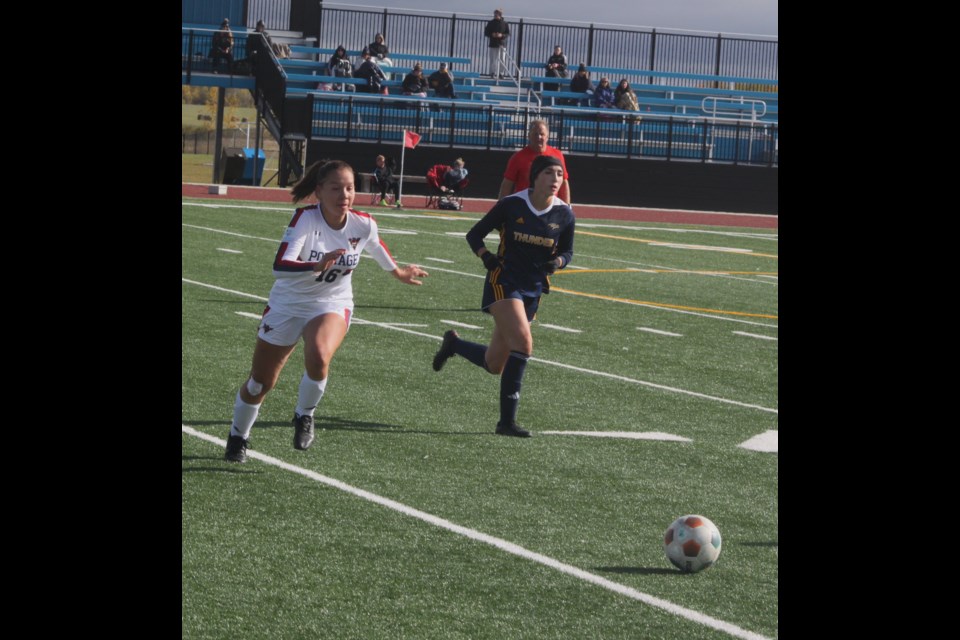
[182, 154, 282, 187]
[182, 199, 778, 639]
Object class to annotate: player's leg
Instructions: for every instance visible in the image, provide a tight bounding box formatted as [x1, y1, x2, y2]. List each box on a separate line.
[226, 337, 297, 462]
[487, 298, 534, 437]
[293, 311, 349, 450]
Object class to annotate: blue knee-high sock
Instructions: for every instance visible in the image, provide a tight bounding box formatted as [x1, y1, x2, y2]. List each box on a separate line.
[500, 351, 530, 425]
[453, 337, 489, 369]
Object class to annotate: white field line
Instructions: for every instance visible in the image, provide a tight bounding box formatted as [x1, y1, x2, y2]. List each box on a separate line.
[738, 430, 778, 453]
[379, 228, 418, 235]
[182, 425, 770, 640]
[576, 222, 777, 241]
[441, 319, 484, 329]
[183, 223, 278, 243]
[550, 287, 778, 329]
[566, 264, 589, 269]
[183, 225, 777, 325]
[541, 431, 691, 441]
[425, 257, 455, 263]
[353, 319, 428, 328]
[234, 309, 426, 328]
[648, 242, 754, 254]
[538, 323, 582, 333]
[183, 279, 776, 414]
[216, 248, 243, 254]
[182, 201, 473, 221]
[577, 254, 778, 288]
[733, 331, 778, 342]
[637, 327, 683, 337]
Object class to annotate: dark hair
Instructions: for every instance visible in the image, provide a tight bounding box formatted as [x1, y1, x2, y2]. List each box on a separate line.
[290, 160, 354, 202]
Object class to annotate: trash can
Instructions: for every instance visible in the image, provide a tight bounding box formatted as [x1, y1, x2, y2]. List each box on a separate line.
[219, 147, 246, 184]
[220, 147, 266, 185]
[240, 147, 267, 186]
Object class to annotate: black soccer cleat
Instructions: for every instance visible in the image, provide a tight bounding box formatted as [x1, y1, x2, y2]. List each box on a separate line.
[224, 434, 250, 463]
[432, 330, 459, 372]
[292, 414, 316, 450]
[495, 422, 532, 438]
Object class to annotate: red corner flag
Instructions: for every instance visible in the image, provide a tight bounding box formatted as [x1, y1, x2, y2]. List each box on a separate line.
[403, 130, 421, 149]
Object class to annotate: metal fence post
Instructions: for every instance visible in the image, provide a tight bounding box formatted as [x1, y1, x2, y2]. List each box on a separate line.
[449, 14, 457, 60]
[649, 29, 657, 80]
[186, 30, 194, 83]
[714, 33, 723, 88]
[587, 24, 594, 66]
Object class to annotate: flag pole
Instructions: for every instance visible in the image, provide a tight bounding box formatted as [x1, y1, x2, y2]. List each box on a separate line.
[398, 130, 407, 204]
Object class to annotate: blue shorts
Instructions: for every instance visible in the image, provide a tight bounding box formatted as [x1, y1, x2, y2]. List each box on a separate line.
[481, 273, 541, 323]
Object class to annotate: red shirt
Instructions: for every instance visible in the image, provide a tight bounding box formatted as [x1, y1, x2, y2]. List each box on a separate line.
[503, 145, 569, 193]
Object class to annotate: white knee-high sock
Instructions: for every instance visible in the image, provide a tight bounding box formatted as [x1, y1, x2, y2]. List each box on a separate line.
[230, 391, 261, 439]
[295, 372, 327, 417]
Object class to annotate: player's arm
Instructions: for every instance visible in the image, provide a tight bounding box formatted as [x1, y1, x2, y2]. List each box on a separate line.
[467, 203, 507, 269]
[554, 217, 575, 269]
[364, 218, 429, 285]
[273, 210, 333, 277]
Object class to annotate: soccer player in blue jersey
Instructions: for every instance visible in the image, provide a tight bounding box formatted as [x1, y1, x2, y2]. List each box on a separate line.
[432, 155, 575, 437]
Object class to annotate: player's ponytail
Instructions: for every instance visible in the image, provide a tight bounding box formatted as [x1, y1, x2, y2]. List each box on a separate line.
[291, 159, 355, 202]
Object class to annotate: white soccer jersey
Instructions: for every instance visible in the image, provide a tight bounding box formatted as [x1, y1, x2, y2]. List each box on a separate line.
[267, 204, 397, 316]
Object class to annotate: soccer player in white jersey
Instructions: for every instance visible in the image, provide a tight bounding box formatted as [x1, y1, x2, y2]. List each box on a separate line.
[225, 160, 428, 462]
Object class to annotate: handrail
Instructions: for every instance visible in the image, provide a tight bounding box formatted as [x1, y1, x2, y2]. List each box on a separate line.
[701, 96, 767, 122]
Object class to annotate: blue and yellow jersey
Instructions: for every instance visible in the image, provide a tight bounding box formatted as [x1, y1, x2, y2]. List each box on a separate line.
[466, 190, 575, 296]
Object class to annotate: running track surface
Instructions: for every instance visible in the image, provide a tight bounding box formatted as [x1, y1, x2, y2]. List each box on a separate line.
[182, 183, 778, 230]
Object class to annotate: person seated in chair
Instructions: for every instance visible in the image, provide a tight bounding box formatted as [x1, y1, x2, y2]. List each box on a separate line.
[442, 158, 469, 193]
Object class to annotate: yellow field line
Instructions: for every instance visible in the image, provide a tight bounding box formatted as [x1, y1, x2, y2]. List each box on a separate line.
[577, 230, 779, 259]
[551, 286, 779, 319]
[556, 269, 779, 276]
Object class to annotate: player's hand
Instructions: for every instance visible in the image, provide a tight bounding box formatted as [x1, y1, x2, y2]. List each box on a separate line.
[314, 248, 347, 272]
[543, 259, 558, 275]
[395, 264, 428, 285]
[481, 251, 502, 271]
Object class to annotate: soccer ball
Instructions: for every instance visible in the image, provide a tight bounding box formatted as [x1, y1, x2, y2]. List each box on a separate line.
[663, 515, 722, 573]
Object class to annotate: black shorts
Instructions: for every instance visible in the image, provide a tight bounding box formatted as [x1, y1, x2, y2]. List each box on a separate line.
[481, 271, 540, 323]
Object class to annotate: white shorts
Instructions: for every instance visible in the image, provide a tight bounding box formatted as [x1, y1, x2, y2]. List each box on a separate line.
[257, 303, 353, 346]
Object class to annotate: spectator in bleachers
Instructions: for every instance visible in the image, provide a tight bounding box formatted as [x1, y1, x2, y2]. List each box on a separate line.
[544, 45, 568, 91]
[374, 155, 400, 206]
[355, 48, 387, 93]
[247, 20, 273, 68]
[428, 63, 457, 99]
[210, 19, 234, 73]
[569, 63, 594, 106]
[484, 9, 510, 78]
[327, 45, 351, 76]
[615, 78, 640, 112]
[593, 77, 615, 108]
[402, 63, 428, 97]
[368, 33, 392, 67]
